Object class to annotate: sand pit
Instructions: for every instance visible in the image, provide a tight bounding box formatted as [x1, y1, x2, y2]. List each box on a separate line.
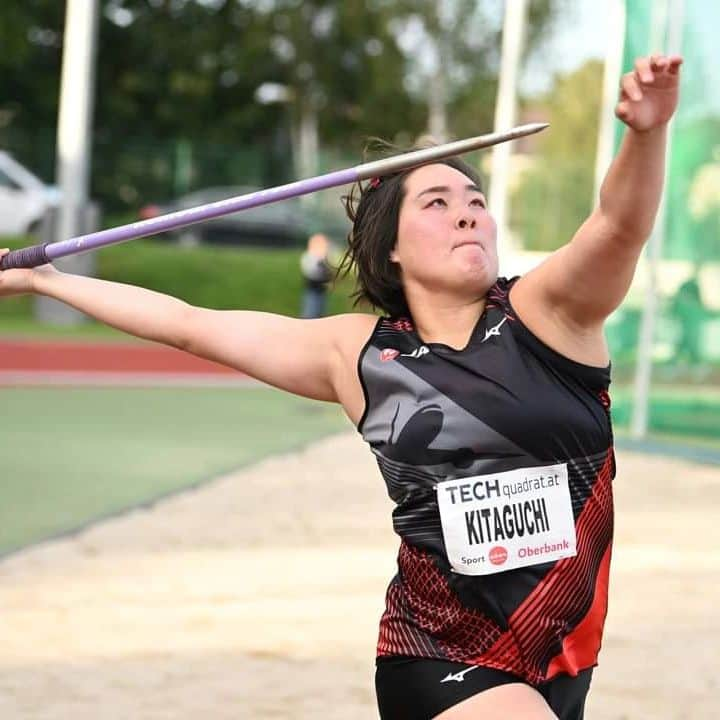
[1, 431, 718, 719]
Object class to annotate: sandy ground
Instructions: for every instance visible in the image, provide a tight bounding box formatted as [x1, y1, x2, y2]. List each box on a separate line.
[1, 431, 718, 719]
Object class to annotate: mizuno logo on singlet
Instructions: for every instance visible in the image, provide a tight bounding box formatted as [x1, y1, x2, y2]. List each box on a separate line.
[481, 317, 507, 343]
[401, 346, 429, 359]
[440, 666, 481, 683]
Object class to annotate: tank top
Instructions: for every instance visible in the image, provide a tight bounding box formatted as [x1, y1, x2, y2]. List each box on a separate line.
[357, 277, 615, 684]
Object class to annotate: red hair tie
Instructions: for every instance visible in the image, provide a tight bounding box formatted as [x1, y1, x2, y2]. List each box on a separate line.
[369, 177, 382, 189]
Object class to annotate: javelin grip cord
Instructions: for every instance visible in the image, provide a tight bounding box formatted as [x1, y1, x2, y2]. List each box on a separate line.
[0, 243, 51, 270]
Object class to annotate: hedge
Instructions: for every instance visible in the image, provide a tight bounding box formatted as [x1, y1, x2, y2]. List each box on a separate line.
[0, 236, 362, 323]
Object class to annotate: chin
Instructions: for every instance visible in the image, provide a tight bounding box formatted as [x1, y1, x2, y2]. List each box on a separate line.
[457, 267, 496, 297]
[463, 259, 497, 283]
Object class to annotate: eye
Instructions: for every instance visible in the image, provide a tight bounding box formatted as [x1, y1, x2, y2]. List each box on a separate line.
[470, 197, 486, 208]
[426, 197, 447, 208]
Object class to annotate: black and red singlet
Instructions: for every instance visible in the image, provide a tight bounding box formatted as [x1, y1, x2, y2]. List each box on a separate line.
[357, 276, 615, 685]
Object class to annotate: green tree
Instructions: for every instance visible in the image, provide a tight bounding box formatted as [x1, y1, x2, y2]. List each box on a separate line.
[0, 0, 562, 216]
[384, 0, 560, 143]
[0, 1, 65, 181]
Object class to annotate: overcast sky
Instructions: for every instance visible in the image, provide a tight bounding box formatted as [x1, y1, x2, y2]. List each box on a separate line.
[521, 0, 611, 95]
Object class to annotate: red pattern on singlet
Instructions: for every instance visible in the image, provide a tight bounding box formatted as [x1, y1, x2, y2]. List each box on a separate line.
[378, 450, 614, 684]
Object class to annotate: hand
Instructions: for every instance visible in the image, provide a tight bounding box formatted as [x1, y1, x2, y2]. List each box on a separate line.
[616, 54, 682, 132]
[0, 249, 56, 297]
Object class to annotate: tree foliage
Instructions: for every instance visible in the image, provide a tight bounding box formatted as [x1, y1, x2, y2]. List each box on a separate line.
[0, 0, 559, 214]
[510, 59, 603, 251]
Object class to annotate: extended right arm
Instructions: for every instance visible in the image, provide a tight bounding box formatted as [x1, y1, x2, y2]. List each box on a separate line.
[1, 260, 375, 405]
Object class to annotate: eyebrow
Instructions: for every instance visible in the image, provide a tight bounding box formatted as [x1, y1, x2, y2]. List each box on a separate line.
[415, 184, 484, 199]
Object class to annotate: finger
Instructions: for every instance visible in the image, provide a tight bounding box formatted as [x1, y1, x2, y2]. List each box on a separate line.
[667, 55, 683, 74]
[649, 53, 668, 71]
[621, 73, 643, 102]
[634, 56, 654, 83]
[615, 101, 632, 122]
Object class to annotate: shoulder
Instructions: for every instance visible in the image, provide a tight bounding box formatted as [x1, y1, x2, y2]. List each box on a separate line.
[509, 273, 610, 368]
[323, 312, 379, 335]
[323, 312, 380, 357]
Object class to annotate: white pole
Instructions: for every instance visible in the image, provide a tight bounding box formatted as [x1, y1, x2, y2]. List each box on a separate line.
[428, 5, 452, 143]
[593, 0, 626, 201]
[428, 63, 449, 142]
[37, 0, 99, 325]
[489, 0, 528, 271]
[56, 0, 99, 244]
[297, 96, 319, 206]
[630, 0, 684, 438]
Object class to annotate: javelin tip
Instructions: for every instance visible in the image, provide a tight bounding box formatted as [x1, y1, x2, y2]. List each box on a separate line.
[505, 122, 549, 135]
[357, 122, 550, 179]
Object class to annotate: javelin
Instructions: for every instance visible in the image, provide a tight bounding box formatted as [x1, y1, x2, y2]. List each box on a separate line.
[1, 123, 548, 270]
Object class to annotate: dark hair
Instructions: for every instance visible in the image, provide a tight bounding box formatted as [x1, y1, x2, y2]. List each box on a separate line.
[338, 141, 483, 318]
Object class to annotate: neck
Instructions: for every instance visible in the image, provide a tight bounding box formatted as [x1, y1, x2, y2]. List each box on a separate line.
[405, 285, 488, 350]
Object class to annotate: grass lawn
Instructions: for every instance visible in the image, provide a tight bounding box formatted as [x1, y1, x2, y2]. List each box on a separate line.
[610, 386, 720, 441]
[2, 386, 351, 556]
[1, 316, 133, 340]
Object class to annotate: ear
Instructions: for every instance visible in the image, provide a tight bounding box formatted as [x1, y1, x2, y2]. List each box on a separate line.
[389, 246, 400, 263]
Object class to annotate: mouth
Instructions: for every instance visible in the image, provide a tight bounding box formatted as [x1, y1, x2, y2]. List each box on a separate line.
[453, 240, 482, 250]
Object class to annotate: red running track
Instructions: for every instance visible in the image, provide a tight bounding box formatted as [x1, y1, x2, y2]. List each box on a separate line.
[0, 339, 237, 373]
[0, 339, 249, 386]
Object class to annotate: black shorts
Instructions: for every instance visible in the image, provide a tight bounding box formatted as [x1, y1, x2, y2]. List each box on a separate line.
[375, 656, 593, 720]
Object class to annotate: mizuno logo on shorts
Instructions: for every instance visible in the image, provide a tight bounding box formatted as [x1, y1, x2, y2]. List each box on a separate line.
[441, 666, 480, 683]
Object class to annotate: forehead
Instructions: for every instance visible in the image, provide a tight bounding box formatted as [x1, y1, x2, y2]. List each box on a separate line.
[404, 163, 478, 194]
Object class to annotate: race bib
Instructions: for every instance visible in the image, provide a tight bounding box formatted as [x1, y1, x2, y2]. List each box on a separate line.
[436, 464, 576, 575]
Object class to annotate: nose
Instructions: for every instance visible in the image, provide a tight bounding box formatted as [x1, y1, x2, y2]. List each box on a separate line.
[455, 214, 477, 230]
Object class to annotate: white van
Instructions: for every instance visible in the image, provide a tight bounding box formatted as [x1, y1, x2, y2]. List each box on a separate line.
[0, 151, 60, 236]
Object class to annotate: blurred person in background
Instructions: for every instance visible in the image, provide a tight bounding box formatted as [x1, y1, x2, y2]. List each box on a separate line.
[669, 273, 710, 376]
[300, 232, 333, 318]
[0, 53, 681, 720]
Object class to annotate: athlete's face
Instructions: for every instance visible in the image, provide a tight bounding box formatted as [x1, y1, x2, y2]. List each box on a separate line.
[393, 163, 498, 297]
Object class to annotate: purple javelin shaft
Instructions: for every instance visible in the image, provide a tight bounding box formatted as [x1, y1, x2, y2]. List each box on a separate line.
[0, 122, 548, 269]
[0, 168, 354, 270]
[48, 168, 358, 261]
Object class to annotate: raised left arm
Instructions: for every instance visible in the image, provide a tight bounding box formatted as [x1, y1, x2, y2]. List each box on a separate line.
[514, 54, 683, 335]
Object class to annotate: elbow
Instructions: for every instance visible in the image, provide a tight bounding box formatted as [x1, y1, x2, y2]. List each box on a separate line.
[165, 303, 197, 353]
[597, 210, 653, 250]
[597, 194, 661, 248]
